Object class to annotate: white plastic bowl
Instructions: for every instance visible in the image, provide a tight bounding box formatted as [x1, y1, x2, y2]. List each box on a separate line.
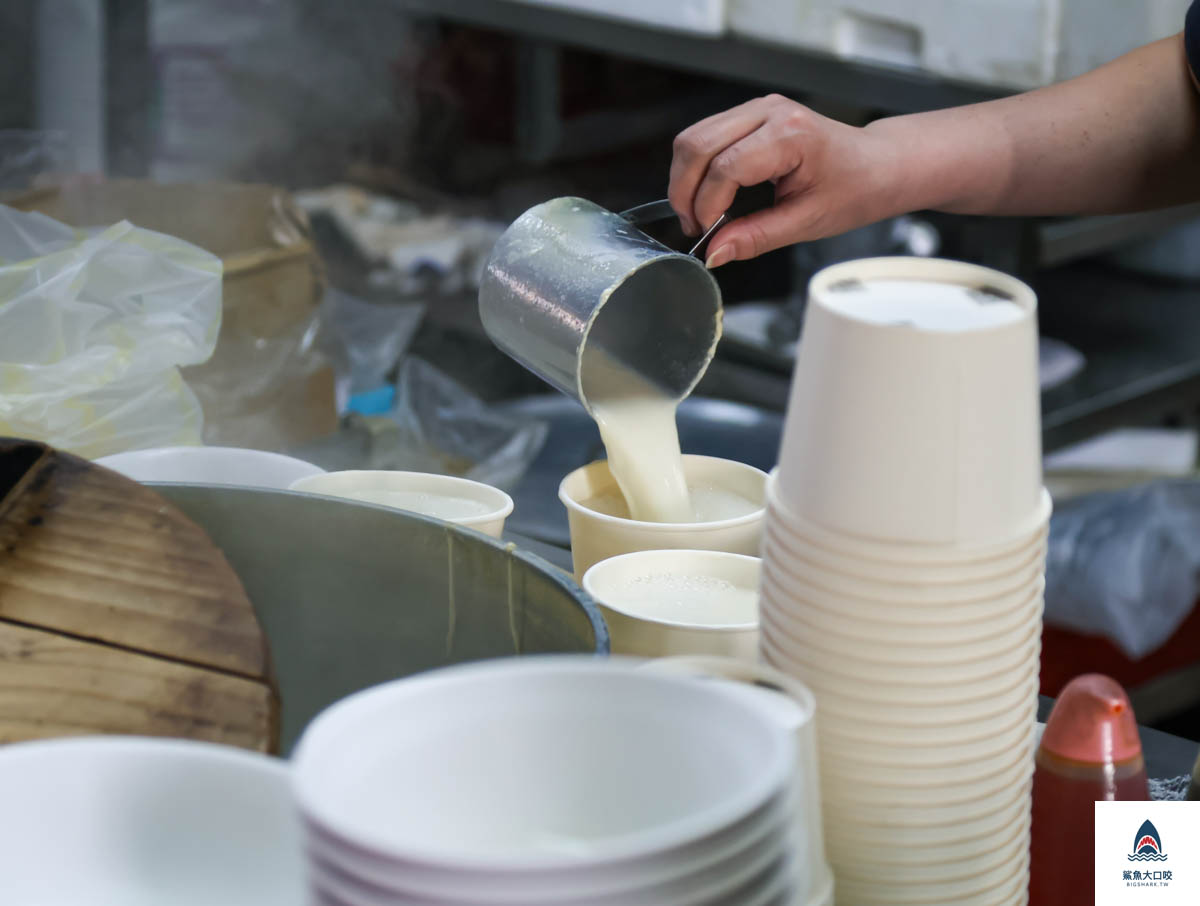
[0, 737, 303, 906]
[636, 657, 833, 906]
[97, 445, 324, 489]
[307, 787, 793, 902]
[290, 470, 514, 538]
[582, 550, 760, 660]
[291, 657, 794, 873]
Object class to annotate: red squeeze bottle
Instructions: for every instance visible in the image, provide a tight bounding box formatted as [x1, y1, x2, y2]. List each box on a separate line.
[1030, 674, 1149, 906]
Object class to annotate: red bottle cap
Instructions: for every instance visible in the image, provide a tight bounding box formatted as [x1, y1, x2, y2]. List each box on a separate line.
[1040, 674, 1143, 766]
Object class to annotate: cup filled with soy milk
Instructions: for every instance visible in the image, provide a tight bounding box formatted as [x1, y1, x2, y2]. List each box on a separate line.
[289, 471, 513, 538]
[560, 455, 765, 577]
[583, 550, 760, 660]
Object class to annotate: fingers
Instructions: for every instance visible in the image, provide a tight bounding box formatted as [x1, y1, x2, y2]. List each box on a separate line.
[692, 122, 806, 232]
[704, 197, 818, 267]
[669, 96, 777, 235]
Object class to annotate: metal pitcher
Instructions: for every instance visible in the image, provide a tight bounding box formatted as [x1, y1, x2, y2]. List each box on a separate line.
[479, 197, 723, 411]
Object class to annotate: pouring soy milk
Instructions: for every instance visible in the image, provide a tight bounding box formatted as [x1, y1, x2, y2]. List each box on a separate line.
[583, 350, 760, 525]
[479, 196, 758, 532]
[583, 350, 692, 523]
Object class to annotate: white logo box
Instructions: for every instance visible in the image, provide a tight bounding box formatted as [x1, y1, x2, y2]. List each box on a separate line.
[1096, 802, 1200, 906]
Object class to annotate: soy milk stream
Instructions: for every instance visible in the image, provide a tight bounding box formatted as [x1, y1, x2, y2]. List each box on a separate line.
[588, 362, 693, 523]
[584, 350, 760, 525]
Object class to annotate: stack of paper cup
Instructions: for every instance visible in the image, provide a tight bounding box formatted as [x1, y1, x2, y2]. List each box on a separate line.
[760, 258, 1048, 904]
[292, 658, 806, 906]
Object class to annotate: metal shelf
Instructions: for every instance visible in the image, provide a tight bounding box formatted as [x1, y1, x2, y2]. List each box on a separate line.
[391, 0, 1005, 115]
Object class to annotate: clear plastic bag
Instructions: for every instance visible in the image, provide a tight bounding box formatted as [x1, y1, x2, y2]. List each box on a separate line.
[377, 357, 547, 491]
[0, 205, 221, 458]
[318, 287, 425, 401]
[1045, 480, 1200, 659]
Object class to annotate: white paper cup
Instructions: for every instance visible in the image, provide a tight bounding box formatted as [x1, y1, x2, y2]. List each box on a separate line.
[289, 470, 514, 538]
[292, 657, 793, 873]
[559, 456, 766, 578]
[760, 571, 1043, 651]
[775, 257, 1041, 547]
[582, 551, 759, 660]
[635, 657, 833, 904]
[97, 445, 324, 489]
[765, 504, 1048, 586]
[766, 476, 1052, 566]
[761, 532, 1044, 605]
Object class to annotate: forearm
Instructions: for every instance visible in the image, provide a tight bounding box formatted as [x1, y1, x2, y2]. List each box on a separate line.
[868, 34, 1200, 218]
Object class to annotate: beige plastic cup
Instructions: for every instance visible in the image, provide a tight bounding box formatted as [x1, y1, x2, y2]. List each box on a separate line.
[818, 710, 1038, 767]
[759, 590, 1043, 667]
[289, 470, 514, 538]
[832, 825, 1027, 884]
[825, 778, 1031, 832]
[821, 731, 1036, 792]
[760, 571, 1044, 650]
[761, 532, 1044, 605]
[806, 697, 1040, 751]
[759, 546, 1046, 622]
[765, 505, 1048, 586]
[760, 624, 1042, 690]
[757, 618, 1040, 706]
[582, 551, 760, 660]
[760, 624, 1042, 703]
[766, 475, 1052, 566]
[833, 851, 1029, 906]
[804, 673, 1040, 730]
[824, 809, 1025, 866]
[825, 761, 1035, 820]
[559, 455, 766, 578]
[775, 257, 1041, 547]
[758, 594, 1043, 667]
[760, 559, 1047, 628]
[635, 657, 832, 906]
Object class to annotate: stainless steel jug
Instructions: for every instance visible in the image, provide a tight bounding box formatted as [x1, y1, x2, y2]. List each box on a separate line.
[479, 197, 722, 411]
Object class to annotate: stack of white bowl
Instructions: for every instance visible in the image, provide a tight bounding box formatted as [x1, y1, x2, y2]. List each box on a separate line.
[760, 258, 1048, 904]
[0, 737, 304, 905]
[292, 658, 813, 906]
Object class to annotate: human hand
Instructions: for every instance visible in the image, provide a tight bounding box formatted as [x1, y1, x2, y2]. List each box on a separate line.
[669, 94, 899, 267]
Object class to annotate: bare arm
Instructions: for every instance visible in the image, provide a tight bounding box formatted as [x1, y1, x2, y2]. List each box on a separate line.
[670, 34, 1200, 267]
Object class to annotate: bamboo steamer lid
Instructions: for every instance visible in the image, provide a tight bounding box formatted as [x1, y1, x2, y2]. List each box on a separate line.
[0, 438, 279, 752]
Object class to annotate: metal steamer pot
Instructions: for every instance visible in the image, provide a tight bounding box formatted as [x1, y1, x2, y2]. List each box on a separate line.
[154, 484, 608, 753]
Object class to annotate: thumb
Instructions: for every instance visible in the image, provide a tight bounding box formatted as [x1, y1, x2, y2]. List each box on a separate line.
[704, 200, 814, 268]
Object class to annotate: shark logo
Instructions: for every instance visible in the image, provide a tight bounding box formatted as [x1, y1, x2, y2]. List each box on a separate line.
[1129, 820, 1168, 862]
